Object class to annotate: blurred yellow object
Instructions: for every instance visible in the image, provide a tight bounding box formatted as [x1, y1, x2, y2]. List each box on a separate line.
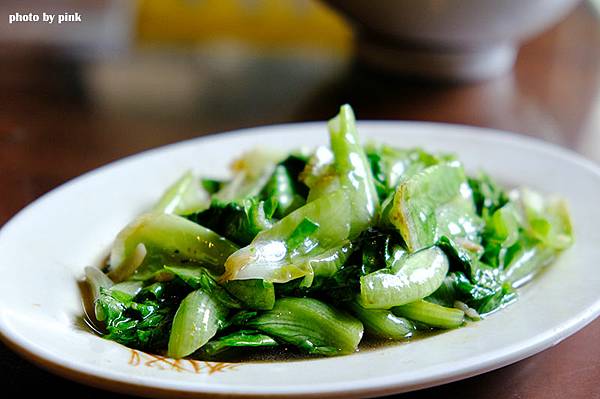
[135, 0, 352, 54]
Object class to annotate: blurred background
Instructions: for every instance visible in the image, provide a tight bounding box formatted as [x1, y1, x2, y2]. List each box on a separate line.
[1, 1, 600, 396]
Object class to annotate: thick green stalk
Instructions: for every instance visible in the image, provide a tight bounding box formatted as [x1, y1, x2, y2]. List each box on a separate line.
[108, 212, 238, 282]
[248, 297, 363, 356]
[167, 289, 228, 358]
[360, 246, 449, 309]
[393, 300, 465, 329]
[327, 104, 380, 238]
[349, 301, 414, 340]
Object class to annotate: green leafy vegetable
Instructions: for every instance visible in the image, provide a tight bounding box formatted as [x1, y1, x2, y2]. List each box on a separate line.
[247, 297, 363, 356]
[300, 146, 335, 196]
[86, 103, 574, 361]
[223, 189, 351, 283]
[327, 104, 380, 237]
[360, 246, 449, 309]
[163, 266, 241, 309]
[153, 171, 208, 215]
[503, 236, 557, 286]
[213, 148, 282, 202]
[111, 281, 144, 297]
[286, 217, 320, 253]
[393, 300, 465, 329]
[386, 163, 482, 252]
[516, 188, 574, 250]
[261, 163, 306, 218]
[93, 282, 182, 352]
[357, 229, 407, 275]
[168, 289, 229, 358]
[468, 172, 509, 217]
[108, 212, 239, 282]
[305, 241, 354, 281]
[201, 178, 225, 195]
[436, 235, 475, 276]
[348, 301, 414, 340]
[366, 143, 453, 199]
[480, 202, 521, 268]
[198, 330, 278, 357]
[434, 236, 518, 315]
[223, 105, 379, 283]
[185, 198, 275, 246]
[85, 266, 113, 305]
[224, 279, 275, 310]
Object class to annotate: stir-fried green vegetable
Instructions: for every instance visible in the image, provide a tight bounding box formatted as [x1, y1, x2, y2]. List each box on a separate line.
[168, 289, 228, 358]
[247, 297, 363, 356]
[348, 301, 415, 340]
[198, 330, 279, 357]
[108, 212, 238, 282]
[86, 104, 573, 360]
[153, 171, 208, 215]
[359, 246, 449, 309]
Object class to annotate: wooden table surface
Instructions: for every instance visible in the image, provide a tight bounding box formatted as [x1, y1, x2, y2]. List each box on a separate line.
[1, 2, 599, 398]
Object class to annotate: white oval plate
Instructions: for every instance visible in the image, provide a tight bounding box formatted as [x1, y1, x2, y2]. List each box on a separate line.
[1, 122, 599, 398]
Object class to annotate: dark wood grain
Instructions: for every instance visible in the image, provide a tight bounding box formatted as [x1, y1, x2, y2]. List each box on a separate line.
[1, 2, 599, 398]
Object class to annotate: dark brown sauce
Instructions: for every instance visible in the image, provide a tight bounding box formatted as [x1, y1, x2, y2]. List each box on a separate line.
[209, 330, 447, 364]
[79, 279, 103, 336]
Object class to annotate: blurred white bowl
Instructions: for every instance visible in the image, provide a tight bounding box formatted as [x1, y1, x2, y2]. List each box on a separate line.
[324, 0, 581, 81]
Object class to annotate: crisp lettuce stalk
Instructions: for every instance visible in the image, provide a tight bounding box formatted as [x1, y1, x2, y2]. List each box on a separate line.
[366, 143, 454, 199]
[514, 188, 574, 250]
[224, 279, 275, 310]
[222, 105, 378, 283]
[108, 213, 238, 282]
[168, 289, 228, 358]
[360, 246, 449, 309]
[213, 148, 283, 202]
[327, 104, 380, 237]
[199, 330, 278, 357]
[153, 171, 208, 215]
[300, 146, 335, 195]
[85, 266, 113, 304]
[222, 189, 351, 282]
[393, 300, 465, 329]
[261, 164, 306, 218]
[349, 301, 415, 340]
[386, 163, 482, 252]
[503, 238, 557, 287]
[247, 297, 363, 356]
[111, 281, 144, 297]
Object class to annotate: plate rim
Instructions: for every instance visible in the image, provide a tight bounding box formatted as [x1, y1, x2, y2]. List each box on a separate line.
[1, 120, 599, 398]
